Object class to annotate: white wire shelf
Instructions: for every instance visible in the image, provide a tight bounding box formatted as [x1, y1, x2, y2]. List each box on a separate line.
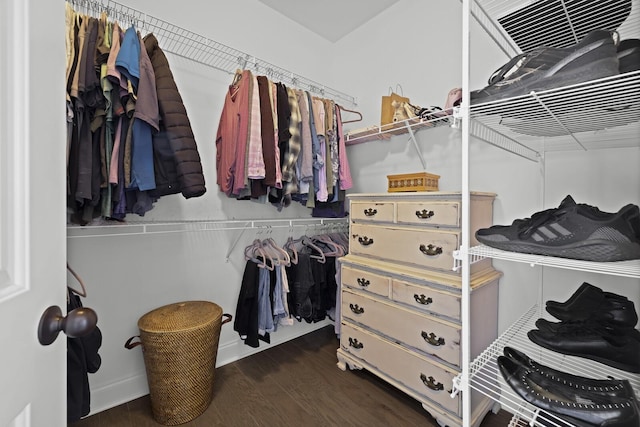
[66, 217, 348, 238]
[458, 245, 640, 278]
[344, 114, 453, 145]
[66, 0, 357, 106]
[469, 71, 640, 156]
[472, 0, 640, 57]
[461, 304, 640, 427]
[385, 72, 640, 162]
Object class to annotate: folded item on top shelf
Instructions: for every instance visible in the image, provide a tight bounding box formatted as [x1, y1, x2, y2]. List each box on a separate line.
[475, 195, 640, 262]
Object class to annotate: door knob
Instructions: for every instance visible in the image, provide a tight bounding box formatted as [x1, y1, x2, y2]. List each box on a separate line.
[38, 305, 98, 345]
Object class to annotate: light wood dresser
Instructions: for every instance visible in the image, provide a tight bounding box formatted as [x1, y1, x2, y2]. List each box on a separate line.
[337, 192, 501, 427]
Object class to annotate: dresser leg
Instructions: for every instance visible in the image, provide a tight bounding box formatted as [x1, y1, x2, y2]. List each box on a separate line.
[336, 350, 364, 371]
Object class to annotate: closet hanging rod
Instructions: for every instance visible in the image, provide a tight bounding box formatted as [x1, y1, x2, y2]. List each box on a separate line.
[224, 220, 348, 262]
[67, 217, 349, 238]
[65, 0, 358, 106]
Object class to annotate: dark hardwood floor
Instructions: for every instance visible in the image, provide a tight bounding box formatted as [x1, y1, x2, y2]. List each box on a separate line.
[70, 325, 512, 426]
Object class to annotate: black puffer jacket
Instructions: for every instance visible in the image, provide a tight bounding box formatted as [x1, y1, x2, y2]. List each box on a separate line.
[143, 33, 206, 199]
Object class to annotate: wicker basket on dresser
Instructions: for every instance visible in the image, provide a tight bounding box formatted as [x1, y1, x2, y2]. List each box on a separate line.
[337, 192, 501, 427]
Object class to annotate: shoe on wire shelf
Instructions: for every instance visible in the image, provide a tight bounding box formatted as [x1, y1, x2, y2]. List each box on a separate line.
[475, 195, 640, 262]
[470, 29, 620, 104]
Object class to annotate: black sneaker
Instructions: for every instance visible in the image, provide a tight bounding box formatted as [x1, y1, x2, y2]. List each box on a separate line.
[475, 195, 640, 262]
[471, 29, 620, 104]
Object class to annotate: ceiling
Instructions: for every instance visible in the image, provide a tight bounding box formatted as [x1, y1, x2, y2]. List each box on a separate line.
[258, 0, 400, 42]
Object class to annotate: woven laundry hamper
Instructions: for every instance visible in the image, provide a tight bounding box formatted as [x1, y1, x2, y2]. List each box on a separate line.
[125, 301, 232, 425]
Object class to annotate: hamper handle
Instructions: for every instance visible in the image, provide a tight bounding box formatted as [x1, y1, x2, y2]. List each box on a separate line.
[221, 313, 233, 325]
[124, 335, 142, 349]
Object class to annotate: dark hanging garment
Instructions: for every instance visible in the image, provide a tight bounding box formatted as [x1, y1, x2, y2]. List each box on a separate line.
[143, 33, 206, 199]
[67, 291, 102, 423]
[234, 260, 261, 348]
[288, 250, 315, 322]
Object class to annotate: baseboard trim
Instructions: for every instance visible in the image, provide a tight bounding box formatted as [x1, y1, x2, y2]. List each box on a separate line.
[88, 373, 149, 416]
[87, 320, 334, 416]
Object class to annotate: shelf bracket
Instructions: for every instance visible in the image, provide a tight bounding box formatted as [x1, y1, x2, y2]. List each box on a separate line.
[404, 121, 427, 171]
[530, 91, 586, 151]
[528, 408, 541, 427]
[225, 221, 251, 262]
[450, 373, 464, 398]
[452, 246, 487, 271]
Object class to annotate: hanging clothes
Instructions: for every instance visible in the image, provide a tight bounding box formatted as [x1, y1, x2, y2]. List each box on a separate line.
[65, 5, 206, 224]
[213, 69, 354, 215]
[233, 233, 347, 347]
[216, 70, 252, 197]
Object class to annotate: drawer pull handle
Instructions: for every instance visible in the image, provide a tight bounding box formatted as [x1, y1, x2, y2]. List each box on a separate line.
[415, 209, 435, 219]
[349, 303, 365, 314]
[364, 208, 378, 217]
[358, 236, 374, 246]
[420, 374, 444, 391]
[357, 278, 370, 287]
[348, 337, 363, 349]
[413, 294, 433, 305]
[419, 244, 442, 256]
[421, 331, 445, 346]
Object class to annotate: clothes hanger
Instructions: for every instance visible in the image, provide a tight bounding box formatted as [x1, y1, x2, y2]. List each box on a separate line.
[264, 238, 291, 267]
[312, 234, 342, 257]
[337, 105, 363, 124]
[260, 238, 288, 267]
[333, 232, 350, 253]
[284, 236, 299, 265]
[244, 239, 273, 270]
[232, 68, 243, 86]
[67, 263, 87, 297]
[254, 228, 282, 268]
[302, 236, 326, 264]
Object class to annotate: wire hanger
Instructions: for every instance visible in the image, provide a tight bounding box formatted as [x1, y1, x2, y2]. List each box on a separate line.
[337, 104, 363, 124]
[67, 263, 87, 297]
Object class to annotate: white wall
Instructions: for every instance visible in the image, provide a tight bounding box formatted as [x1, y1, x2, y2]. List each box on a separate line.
[67, 0, 640, 415]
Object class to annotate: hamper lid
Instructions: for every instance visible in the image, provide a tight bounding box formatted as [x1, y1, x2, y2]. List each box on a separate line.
[138, 300, 223, 333]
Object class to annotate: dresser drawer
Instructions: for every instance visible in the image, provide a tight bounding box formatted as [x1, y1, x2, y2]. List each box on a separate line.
[392, 279, 461, 320]
[350, 224, 459, 271]
[340, 322, 459, 415]
[342, 289, 461, 367]
[350, 202, 394, 222]
[396, 201, 460, 227]
[341, 265, 390, 297]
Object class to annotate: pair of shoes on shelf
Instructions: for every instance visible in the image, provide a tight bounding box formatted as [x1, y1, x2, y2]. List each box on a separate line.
[471, 29, 621, 104]
[475, 195, 640, 262]
[498, 347, 640, 427]
[528, 282, 640, 373]
[528, 323, 640, 373]
[541, 282, 638, 328]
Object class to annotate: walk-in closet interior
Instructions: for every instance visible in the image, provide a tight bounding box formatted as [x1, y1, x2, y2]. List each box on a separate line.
[27, 0, 640, 425]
